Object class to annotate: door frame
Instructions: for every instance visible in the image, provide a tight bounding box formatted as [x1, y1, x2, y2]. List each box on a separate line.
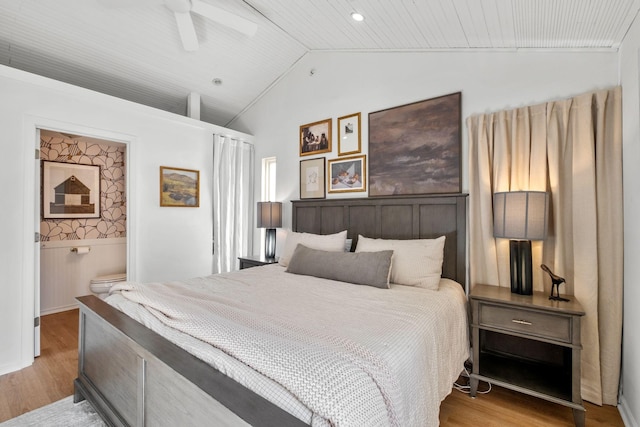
[22, 115, 136, 366]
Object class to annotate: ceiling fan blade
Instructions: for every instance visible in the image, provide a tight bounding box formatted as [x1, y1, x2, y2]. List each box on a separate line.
[173, 11, 199, 51]
[190, 0, 257, 37]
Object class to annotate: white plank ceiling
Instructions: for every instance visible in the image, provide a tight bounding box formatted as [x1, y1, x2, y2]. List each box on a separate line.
[1, 0, 639, 127]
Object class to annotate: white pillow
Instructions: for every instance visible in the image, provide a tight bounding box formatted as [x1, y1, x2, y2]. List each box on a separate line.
[278, 230, 347, 267]
[355, 235, 446, 290]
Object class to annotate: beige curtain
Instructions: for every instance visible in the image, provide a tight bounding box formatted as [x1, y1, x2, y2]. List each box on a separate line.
[467, 87, 622, 405]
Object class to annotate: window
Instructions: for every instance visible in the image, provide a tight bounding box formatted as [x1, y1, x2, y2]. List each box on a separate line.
[260, 157, 277, 255]
[261, 156, 276, 201]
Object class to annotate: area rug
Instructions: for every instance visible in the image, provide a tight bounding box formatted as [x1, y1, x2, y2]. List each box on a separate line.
[0, 396, 106, 427]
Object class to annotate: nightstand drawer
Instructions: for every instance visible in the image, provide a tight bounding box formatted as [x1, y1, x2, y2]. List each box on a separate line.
[479, 303, 572, 342]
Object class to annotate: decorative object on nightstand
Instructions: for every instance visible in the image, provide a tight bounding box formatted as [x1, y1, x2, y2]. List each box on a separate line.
[493, 191, 549, 295]
[238, 255, 279, 270]
[257, 201, 282, 260]
[541, 264, 570, 301]
[469, 284, 586, 427]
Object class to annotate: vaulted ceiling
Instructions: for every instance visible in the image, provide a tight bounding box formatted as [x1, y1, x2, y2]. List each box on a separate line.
[1, 0, 638, 127]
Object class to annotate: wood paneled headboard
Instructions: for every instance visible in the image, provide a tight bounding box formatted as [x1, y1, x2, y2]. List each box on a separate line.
[292, 194, 468, 287]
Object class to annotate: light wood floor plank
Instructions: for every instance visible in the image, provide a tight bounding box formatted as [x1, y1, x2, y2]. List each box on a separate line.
[0, 309, 625, 426]
[0, 309, 78, 422]
[439, 375, 623, 426]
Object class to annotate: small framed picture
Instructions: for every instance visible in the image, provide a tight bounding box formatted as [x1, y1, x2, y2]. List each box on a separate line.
[338, 112, 361, 156]
[300, 118, 332, 156]
[160, 166, 200, 207]
[300, 157, 326, 199]
[328, 155, 366, 194]
[42, 161, 101, 219]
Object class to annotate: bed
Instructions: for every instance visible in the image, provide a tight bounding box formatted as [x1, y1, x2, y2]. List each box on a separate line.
[74, 194, 468, 426]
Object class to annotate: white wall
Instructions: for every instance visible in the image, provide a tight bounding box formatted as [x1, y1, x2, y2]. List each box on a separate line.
[234, 50, 619, 254]
[40, 239, 126, 314]
[620, 15, 640, 426]
[0, 65, 252, 375]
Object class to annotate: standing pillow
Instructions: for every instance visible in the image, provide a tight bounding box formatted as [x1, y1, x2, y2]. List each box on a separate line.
[355, 235, 446, 290]
[278, 230, 347, 267]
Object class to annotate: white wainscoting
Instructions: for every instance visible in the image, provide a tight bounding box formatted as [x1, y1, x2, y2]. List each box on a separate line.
[40, 237, 126, 315]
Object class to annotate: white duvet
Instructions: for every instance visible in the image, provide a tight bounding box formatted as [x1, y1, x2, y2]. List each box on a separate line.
[106, 265, 469, 426]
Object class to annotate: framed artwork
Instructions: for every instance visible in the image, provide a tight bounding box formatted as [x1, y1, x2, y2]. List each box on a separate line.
[300, 118, 332, 156]
[338, 112, 361, 156]
[368, 92, 461, 196]
[160, 166, 200, 207]
[328, 155, 366, 194]
[300, 157, 326, 199]
[42, 161, 101, 219]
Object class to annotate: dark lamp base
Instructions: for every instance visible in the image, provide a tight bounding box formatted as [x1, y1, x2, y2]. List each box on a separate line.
[509, 240, 533, 295]
[265, 228, 276, 259]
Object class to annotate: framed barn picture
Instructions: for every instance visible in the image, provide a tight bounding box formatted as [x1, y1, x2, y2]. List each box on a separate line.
[368, 92, 461, 196]
[160, 166, 200, 207]
[42, 161, 101, 219]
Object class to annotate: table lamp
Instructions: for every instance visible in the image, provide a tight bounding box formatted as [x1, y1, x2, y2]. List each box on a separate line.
[493, 191, 549, 295]
[257, 201, 282, 259]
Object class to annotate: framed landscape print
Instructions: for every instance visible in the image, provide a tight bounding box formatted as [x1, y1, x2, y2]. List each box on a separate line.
[42, 161, 101, 219]
[368, 92, 461, 196]
[160, 166, 200, 207]
[328, 155, 366, 194]
[300, 118, 332, 156]
[338, 112, 361, 156]
[299, 157, 326, 199]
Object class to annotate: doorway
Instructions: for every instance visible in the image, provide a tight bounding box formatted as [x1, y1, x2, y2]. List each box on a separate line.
[35, 128, 130, 355]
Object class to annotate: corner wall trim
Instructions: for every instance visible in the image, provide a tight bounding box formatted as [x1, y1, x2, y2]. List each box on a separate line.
[618, 394, 639, 427]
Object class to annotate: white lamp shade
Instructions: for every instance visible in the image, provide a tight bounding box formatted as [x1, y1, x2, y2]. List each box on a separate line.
[493, 191, 548, 240]
[257, 201, 282, 228]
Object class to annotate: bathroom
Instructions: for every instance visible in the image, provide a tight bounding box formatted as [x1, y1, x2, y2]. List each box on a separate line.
[39, 129, 127, 315]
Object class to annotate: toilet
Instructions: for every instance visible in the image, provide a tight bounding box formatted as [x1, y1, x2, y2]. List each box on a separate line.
[90, 273, 127, 299]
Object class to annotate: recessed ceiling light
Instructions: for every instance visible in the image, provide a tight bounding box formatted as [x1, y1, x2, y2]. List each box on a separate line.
[351, 12, 364, 22]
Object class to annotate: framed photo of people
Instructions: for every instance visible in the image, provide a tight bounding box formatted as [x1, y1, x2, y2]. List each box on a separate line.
[300, 118, 332, 156]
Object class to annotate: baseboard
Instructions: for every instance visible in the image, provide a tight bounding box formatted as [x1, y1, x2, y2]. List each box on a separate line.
[619, 394, 639, 427]
[40, 303, 78, 316]
[0, 360, 32, 377]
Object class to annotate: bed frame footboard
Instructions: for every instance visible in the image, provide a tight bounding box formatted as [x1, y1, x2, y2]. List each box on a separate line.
[74, 295, 306, 427]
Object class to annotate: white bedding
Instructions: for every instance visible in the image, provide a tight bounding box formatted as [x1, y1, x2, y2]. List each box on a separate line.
[106, 265, 469, 426]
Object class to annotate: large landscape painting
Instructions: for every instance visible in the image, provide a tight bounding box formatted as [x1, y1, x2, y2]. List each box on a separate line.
[368, 92, 461, 196]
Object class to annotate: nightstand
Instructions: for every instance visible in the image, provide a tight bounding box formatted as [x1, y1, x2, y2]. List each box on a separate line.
[469, 284, 586, 427]
[238, 255, 279, 270]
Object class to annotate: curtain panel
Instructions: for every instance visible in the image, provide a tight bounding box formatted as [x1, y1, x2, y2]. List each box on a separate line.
[467, 87, 622, 405]
[212, 135, 254, 274]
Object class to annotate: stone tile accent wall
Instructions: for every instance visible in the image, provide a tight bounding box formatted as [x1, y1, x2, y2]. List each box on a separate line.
[40, 134, 126, 241]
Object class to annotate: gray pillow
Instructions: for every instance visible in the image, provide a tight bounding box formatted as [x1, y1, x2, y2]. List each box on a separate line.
[286, 244, 393, 289]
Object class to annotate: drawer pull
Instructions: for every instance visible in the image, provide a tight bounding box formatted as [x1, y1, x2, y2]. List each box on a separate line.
[512, 319, 532, 326]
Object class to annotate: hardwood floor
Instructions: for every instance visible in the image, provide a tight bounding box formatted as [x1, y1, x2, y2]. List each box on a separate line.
[440, 377, 624, 426]
[0, 309, 625, 426]
[0, 309, 78, 422]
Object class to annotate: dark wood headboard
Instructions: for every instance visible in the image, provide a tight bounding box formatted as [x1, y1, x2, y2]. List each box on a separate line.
[292, 194, 468, 287]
